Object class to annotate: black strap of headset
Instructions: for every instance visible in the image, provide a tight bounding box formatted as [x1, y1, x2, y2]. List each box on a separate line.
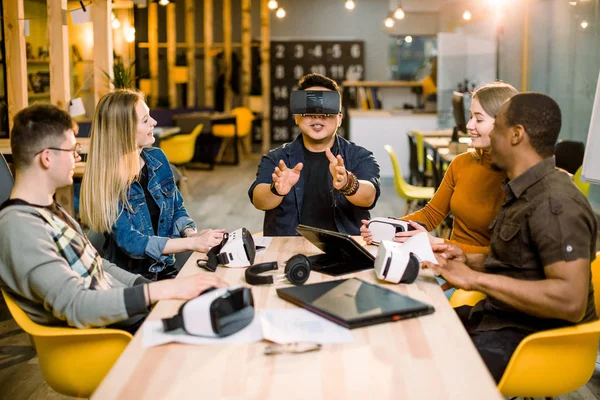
[162, 313, 184, 332]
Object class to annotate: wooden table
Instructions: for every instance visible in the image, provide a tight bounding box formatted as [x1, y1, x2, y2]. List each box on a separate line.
[93, 237, 502, 400]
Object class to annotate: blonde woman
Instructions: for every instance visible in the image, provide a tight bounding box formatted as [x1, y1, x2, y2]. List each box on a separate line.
[81, 90, 224, 280]
[361, 81, 518, 297]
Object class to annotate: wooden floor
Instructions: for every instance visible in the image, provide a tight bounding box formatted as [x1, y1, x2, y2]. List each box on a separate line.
[1, 153, 600, 399]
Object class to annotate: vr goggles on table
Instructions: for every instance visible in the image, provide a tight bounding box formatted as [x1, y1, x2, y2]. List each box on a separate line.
[290, 90, 341, 116]
[197, 228, 256, 272]
[162, 287, 255, 337]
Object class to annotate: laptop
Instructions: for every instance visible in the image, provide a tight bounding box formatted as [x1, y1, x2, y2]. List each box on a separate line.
[296, 224, 375, 276]
[277, 278, 435, 329]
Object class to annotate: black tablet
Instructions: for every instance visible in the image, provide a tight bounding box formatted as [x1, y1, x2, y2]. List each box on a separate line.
[277, 278, 435, 329]
[296, 224, 374, 276]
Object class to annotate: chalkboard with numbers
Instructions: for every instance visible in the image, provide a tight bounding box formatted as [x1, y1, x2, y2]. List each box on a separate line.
[270, 40, 365, 143]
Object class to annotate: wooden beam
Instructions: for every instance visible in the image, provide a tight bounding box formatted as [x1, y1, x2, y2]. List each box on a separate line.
[185, 0, 196, 108]
[223, 0, 232, 111]
[47, 0, 70, 111]
[204, 0, 214, 108]
[167, 2, 177, 107]
[2, 0, 28, 131]
[148, 2, 159, 107]
[92, 0, 113, 104]
[521, 0, 530, 92]
[241, 0, 251, 108]
[260, 0, 271, 153]
[138, 42, 261, 49]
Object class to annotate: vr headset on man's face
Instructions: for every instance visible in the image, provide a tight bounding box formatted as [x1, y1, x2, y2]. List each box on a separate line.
[290, 90, 341, 116]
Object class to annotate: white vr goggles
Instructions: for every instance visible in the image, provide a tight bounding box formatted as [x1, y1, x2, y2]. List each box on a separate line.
[197, 228, 256, 271]
[162, 287, 255, 337]
[367, 217, 420, 244]
[374, 240, 420, 284]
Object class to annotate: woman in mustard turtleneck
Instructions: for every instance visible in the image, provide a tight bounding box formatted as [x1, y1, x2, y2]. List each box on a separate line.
[361, 81, 518, 297]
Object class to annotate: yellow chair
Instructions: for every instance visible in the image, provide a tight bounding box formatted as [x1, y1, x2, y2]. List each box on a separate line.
[1, 289, 132, 398]
[212, 107, 255, 164]
[574, 166, 591, 198]
[449, 253, 600, 398]
[449, 289, 487, 308]
[159, 123, 204, 167]
[384, 144, 435, 215]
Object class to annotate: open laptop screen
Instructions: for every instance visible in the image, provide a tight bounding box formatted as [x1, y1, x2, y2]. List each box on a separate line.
[296, 224, 374, 276]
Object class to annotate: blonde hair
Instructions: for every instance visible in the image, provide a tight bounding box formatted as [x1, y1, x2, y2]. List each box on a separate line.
[470, 81, 519, 161]
[80, 89, 146, 232]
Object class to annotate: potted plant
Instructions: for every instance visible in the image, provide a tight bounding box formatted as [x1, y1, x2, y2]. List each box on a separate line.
[103, 56, 136, 89]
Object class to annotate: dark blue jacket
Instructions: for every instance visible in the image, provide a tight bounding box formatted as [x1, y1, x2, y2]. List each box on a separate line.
[105, 147, 195, 276]
[248, 135, 380, 236]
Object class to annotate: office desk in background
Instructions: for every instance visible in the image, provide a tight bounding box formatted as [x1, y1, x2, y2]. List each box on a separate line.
[93, 237, 501, 400]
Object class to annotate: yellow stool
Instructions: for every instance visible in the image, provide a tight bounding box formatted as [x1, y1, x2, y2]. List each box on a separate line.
[1, 289, 132, 398]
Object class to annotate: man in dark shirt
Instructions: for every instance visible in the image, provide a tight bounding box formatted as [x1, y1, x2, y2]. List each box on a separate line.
[425, 93, 598, 382]
[249, 73, 380, 236]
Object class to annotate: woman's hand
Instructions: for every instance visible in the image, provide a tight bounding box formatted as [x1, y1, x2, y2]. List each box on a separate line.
[149, 273, 228, 303]
[360, 219, 373, 244]
[394, 220, 444, 245]
[189, 229, 226, 252]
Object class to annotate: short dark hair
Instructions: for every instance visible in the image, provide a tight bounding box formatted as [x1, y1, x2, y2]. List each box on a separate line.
[504, 93, 562, 158]
[11, 104, 73, 169]
[297, 73, 341, 94]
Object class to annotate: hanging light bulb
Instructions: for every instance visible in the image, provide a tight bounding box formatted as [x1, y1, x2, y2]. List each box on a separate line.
[125, 27, 136, 43]
[384, 16, 395, 28]
[405, 35, 413, 43]
[463, 10, 472, 20]
[393, 7, 405, 20]
[268, 0, 278, 10]
[158, 0, 169, 6]
[276, 7, 286, 18]
[345, 0, 355, 10]
[112, 18, 121, 29]
[581, 20, 588, 28]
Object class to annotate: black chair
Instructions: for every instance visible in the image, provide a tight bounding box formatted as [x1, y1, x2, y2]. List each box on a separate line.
[555, 140, 585, 175]
[426, 153, 443, 190]
[407, 133, 424, 186]
[0, 153, 14, 204]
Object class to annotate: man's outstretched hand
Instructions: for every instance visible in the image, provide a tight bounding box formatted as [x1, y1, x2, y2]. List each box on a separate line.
[272, 160, 303, 196]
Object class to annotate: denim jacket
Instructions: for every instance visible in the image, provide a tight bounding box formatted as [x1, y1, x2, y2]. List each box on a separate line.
[105, 147, 195, 275]
[248, 134, 380, 236]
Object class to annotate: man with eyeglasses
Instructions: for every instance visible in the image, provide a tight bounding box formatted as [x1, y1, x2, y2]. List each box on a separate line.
[249, 73, 381, 236]
[0, 104, 226, 332]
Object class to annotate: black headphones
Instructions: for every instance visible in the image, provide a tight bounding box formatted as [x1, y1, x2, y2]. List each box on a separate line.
[245, 254, 312, 286]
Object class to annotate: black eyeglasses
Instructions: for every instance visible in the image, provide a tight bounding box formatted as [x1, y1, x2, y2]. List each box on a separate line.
[35, 142, 82, 158]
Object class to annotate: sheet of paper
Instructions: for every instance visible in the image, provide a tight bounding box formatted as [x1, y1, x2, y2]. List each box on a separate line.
[400, 232, 439, 264]
[142, 308, 353, 348]
[254, 236, 273, 253]
[260, 309, 353, 344]
[141, 315, 263, 348]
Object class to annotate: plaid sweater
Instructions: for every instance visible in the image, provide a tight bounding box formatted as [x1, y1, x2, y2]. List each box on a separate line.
[0, 200, 149, 328]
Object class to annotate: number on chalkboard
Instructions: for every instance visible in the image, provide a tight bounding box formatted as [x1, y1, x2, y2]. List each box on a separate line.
[275, 44, 285, 59]
[331, 44, 342, 59]
[293, 65, 304, 80]
[294, 44, 304, 59]
[275, 65, 285, 80]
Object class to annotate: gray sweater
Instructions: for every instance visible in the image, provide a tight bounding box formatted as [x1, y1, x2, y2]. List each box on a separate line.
[0, 203, 149, 328]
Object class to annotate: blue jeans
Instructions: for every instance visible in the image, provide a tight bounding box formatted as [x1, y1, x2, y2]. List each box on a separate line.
[435, 275, 456, 299]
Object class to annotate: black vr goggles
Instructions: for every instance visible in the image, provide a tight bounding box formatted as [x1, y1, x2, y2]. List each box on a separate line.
[290, 90, 341, 116]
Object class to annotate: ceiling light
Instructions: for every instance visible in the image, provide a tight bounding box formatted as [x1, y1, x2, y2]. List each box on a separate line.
[463, 10, 472, 20]
[345, 0, 355, 10]
[158, 0, 169, 6]
[276, 7, 286, 18]
[384, 16, 395, 28]
[569, 1, 577, 5]
[405, 35, 413, 43]
[125, 27, 136, 43]
[581, 20, 588, 28]
[393, 7, 405, 20]
[112, 18, 121, 29]
[268, 0, 278, 10]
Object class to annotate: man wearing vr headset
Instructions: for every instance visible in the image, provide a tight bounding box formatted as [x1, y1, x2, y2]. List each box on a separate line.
[0, 104, 227, 332]
[249, 73, 380, 236]
[424, 93, 597, 383]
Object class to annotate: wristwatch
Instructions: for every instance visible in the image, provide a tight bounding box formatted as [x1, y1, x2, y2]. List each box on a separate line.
[270, 181, 285, 197]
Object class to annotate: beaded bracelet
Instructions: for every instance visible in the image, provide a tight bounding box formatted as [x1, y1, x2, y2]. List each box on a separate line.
[339, 171, 359, 196]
